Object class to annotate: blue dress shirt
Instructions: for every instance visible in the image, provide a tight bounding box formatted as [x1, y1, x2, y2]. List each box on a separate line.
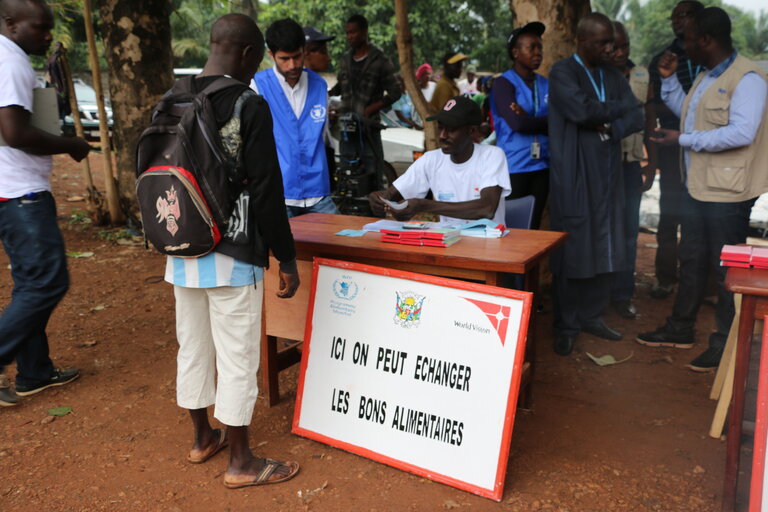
[661, 52, 767, 181]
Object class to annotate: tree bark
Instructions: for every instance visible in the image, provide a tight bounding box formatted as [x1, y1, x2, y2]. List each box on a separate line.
[510, 0, 591, 75]
[394, 0, 438, 151]
[231, 0, 258, 21]
[98, 0, 174, 222]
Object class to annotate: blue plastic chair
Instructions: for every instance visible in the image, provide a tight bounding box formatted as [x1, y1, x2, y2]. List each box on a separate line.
[504, 195, 536, 230]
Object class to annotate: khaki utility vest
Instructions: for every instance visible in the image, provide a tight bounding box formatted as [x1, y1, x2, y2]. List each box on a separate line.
[621, 65, 649, 162]
[680, 55, 768, 202]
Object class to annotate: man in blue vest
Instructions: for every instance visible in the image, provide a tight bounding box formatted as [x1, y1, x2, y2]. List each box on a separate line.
[252, 18, 337, 218]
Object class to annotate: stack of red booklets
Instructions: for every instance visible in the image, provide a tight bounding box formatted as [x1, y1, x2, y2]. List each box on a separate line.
[720, 245, 768, 269]
[380, 227, 461, 248]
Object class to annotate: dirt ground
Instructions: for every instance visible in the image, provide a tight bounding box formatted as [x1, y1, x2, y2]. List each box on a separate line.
[0, 155, 730, 511]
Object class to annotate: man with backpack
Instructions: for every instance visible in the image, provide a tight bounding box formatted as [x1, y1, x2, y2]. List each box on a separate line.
[0, 0, 90, 406]
[252, 18, 336, 218]
[140, 14, 300, 488]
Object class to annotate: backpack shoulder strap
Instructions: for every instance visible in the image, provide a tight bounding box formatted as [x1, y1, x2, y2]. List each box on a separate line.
[198, 76, 250, 97]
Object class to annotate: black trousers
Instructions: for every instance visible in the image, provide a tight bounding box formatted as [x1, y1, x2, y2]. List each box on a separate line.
[553, 272, 613, 336]
[508, 169, 549, 230]
[665, 191, 756, 349]
[655, 145, 685, 287]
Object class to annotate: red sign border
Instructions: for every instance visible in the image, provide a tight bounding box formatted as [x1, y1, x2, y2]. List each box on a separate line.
[292, 257, 532, 501]
[750, 316, 768, 511]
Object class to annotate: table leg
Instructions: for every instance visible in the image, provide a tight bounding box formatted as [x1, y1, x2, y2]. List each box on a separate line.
[521, 264, 540, 409]
[723, 294, 757, 512]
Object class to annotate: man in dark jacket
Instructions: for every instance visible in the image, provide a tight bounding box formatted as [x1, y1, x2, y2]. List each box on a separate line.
[163, 14, 300, 489]
[548, 12, 644, 356]
[330, 14, 400, 186]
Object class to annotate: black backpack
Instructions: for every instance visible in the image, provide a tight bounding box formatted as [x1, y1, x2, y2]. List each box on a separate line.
[135, 76, 250, 257]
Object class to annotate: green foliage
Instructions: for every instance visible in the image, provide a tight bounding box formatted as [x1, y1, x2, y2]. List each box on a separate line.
[625, 0, 768, 67]
[170, 0, 230, 67]
[258, 0, 512, 73]
[592, 0, 629, 20]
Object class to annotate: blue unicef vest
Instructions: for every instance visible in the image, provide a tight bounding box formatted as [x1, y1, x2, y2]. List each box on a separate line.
[490, 69, 549, 174]
[254, 68, 329, 199]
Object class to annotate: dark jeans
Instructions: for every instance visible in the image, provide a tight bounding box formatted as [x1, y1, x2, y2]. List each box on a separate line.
[611, 161, 642, 302]
[655, 145, 685, 287]
[665, 192, 755, 350]
[0, 191, 69, 386]
[285, 196, 339, 218]
[553, 271, 613, 336]
[508, 168, 549, 230]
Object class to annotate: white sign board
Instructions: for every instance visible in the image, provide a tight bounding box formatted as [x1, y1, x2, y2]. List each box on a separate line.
[293, 258, 532, 500]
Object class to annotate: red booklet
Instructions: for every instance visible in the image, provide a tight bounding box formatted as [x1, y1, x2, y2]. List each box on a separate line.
[721, 245, 753, 262]
[751, 247, 768, 265]
[721, 260, 752, 268]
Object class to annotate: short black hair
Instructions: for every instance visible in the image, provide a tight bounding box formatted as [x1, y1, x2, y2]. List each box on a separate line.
[346, 14, 368, 31]
[265, 18, 305, 54]
[677, 0, 705, 12]
[690, 6, 732, 50]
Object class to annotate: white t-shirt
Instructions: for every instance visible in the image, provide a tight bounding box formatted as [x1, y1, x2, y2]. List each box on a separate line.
[0, 35, 52, 198]
[457, 78, 479, 96]
[421, 81, 436, 103]
[393, 143, 511, 225]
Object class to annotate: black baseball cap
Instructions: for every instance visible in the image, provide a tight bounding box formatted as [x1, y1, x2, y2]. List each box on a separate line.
[303, 26, 335, 43]
[507, 21, 545, 50]
[426, 95, 482, 127]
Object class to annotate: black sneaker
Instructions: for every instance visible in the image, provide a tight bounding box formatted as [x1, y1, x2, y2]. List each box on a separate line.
[15, 368, 80, 397]
[0, 374, 20, 407]
[687, 347, 724, 372]
[650, 284, 674, 299]
[636, 326, 694, 349]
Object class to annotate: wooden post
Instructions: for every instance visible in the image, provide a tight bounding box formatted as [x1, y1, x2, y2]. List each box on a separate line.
[394, 0, 438, 151]
[82, 0, 123, 224]
[58, 44, 107, 224]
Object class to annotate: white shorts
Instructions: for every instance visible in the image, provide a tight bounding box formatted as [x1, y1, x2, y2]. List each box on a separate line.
[173, 283, 263, 426]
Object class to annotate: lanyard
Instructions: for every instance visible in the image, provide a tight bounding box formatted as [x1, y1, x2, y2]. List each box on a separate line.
[687, 60, 701, 83]
[573, 53, 605, 102]
[533, 79, 539, 114]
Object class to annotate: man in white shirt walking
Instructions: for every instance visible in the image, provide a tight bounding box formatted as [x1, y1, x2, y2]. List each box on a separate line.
[0, 0, 90, 406]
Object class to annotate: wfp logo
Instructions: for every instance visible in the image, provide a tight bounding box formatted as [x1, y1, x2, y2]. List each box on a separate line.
[310, 104, 326, 122]
[333, 277, 358, 300]
[394, 291, 425, 328]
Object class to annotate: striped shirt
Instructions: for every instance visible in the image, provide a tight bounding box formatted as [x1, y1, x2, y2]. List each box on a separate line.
[165, 252, 263, 288]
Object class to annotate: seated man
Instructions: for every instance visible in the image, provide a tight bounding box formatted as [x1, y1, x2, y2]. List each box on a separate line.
[369, 95, 511, 224]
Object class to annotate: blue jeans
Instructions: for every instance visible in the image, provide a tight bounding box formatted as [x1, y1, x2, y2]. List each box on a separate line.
[285, 196, 339, 219]
[0, 191, 69, 386]
[611, 161, 642, 302]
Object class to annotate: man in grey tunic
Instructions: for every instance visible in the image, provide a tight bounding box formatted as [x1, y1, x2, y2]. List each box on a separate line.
[548, 13, 644, 356]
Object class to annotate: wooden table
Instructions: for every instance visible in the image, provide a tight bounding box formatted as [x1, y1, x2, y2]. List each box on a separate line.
[262, 213, 567, 407]
[723, 267, 768, 511]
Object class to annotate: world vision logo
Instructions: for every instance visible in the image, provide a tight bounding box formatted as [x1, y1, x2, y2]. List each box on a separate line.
[462, 298, 510, 345]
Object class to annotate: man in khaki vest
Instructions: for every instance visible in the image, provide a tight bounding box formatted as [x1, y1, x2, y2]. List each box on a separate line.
[636, 7, 768, 372]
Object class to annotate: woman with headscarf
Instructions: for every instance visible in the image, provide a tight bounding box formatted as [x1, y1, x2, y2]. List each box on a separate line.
[415, 63, 436, 103]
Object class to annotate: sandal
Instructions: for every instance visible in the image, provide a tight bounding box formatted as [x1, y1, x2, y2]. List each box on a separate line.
[223, 458, 300, 489]
[187, 428, 228, 464]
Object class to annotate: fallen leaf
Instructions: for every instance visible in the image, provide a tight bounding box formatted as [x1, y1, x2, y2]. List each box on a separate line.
[40, 415, 56, 425]
[66, 195, 85, 202]
[66, 251, 94, 258]
[444, 499, 461, 509]
[47, 406, 72, 416]
[91, 305, 106, 312]
[586, 352, 634, 367]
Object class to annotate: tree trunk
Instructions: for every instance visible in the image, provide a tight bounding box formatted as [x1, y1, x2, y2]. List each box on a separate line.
[98, 0, 174, 222]
[394, 0, 438, 151]
[231, 0, 258, 20]
[510, 0, 591, 75]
